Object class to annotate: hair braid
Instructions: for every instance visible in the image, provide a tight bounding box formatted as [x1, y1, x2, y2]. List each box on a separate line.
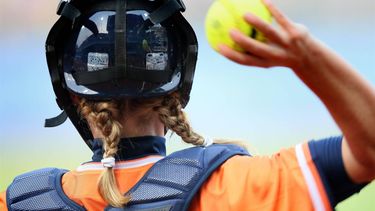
[155, 93, 204, 145]
[78, 99, 129, 207]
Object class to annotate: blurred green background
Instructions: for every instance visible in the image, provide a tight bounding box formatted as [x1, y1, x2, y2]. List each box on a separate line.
[0, 0, 374, 210]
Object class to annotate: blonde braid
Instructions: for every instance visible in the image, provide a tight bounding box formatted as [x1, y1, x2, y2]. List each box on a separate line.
[79, 99, 129, 207]
[155, 93, 251, 151]
[155, 93, 204, 145]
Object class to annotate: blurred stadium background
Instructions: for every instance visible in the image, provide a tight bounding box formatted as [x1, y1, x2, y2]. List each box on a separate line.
[0, 0, 374, 210]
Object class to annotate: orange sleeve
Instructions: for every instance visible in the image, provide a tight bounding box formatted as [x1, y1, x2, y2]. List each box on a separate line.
[189, 143, 331, 211]
[0, 191, 8, 211]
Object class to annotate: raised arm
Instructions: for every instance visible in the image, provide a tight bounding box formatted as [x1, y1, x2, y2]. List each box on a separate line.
[219, 0, 375, 183]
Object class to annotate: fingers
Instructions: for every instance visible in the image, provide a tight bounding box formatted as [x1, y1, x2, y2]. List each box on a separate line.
[218, 44, 271, 68]
[230, 29, 286, 60]
[261, 0, 293, 32]
[243, 13, 287, 46]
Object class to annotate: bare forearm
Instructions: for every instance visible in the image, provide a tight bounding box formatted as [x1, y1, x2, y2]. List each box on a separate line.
[292, 35, 375, 171]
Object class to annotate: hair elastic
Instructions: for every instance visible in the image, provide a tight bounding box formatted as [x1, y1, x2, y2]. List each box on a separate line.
[101, 157, 116, 168]
[202, 137, 214, 147]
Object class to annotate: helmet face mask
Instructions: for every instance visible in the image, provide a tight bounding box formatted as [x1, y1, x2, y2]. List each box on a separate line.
[45, 0, 198, 149]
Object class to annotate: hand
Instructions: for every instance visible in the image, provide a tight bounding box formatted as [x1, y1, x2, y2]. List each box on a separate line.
[219, 0, 313, 70]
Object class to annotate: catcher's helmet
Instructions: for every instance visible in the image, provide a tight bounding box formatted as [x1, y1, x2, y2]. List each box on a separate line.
[45, 0, 198, 149]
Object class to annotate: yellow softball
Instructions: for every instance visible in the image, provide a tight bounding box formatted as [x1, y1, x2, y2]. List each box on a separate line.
[205, 0, 272, 52]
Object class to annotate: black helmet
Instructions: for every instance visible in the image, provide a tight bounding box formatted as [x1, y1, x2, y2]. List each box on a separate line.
[45, 0, 198, 149]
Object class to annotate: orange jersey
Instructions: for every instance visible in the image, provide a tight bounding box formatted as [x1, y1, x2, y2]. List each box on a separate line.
[0, 136, 364, 211]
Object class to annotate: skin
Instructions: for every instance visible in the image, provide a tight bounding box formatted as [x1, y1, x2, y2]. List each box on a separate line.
[218, 0, 375, 183]
[88, 109, 165, 139]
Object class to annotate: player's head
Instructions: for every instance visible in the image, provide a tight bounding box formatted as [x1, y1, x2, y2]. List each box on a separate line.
[45, 0, 202, 207]
[45, 0, 198, 147]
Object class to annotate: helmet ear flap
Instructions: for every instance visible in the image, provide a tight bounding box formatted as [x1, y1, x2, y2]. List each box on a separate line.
[172, 14, 198, 108]
[45, 15, 94, 149]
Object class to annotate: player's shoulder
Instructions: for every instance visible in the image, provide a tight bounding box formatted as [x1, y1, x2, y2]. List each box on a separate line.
[220, 144, 304, 170]
[5, 168, 84, 211]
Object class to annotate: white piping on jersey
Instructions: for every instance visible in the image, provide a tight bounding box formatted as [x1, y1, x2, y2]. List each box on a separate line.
[76, 156, 164, 172]
[295, 144, 326, 211]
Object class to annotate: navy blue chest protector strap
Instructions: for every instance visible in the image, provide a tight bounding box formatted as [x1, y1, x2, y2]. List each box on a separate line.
[6, 144, 250, 211]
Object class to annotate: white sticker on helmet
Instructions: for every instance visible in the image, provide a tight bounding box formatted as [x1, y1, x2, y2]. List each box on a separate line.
[88, 52, 109, 71]
[146, 52, 168, 70]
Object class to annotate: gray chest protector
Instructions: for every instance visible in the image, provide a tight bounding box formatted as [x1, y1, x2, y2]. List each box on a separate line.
[6, 144, 249, 211]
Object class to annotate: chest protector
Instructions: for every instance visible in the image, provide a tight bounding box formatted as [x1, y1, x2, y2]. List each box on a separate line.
[6, 144, 249, 211]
